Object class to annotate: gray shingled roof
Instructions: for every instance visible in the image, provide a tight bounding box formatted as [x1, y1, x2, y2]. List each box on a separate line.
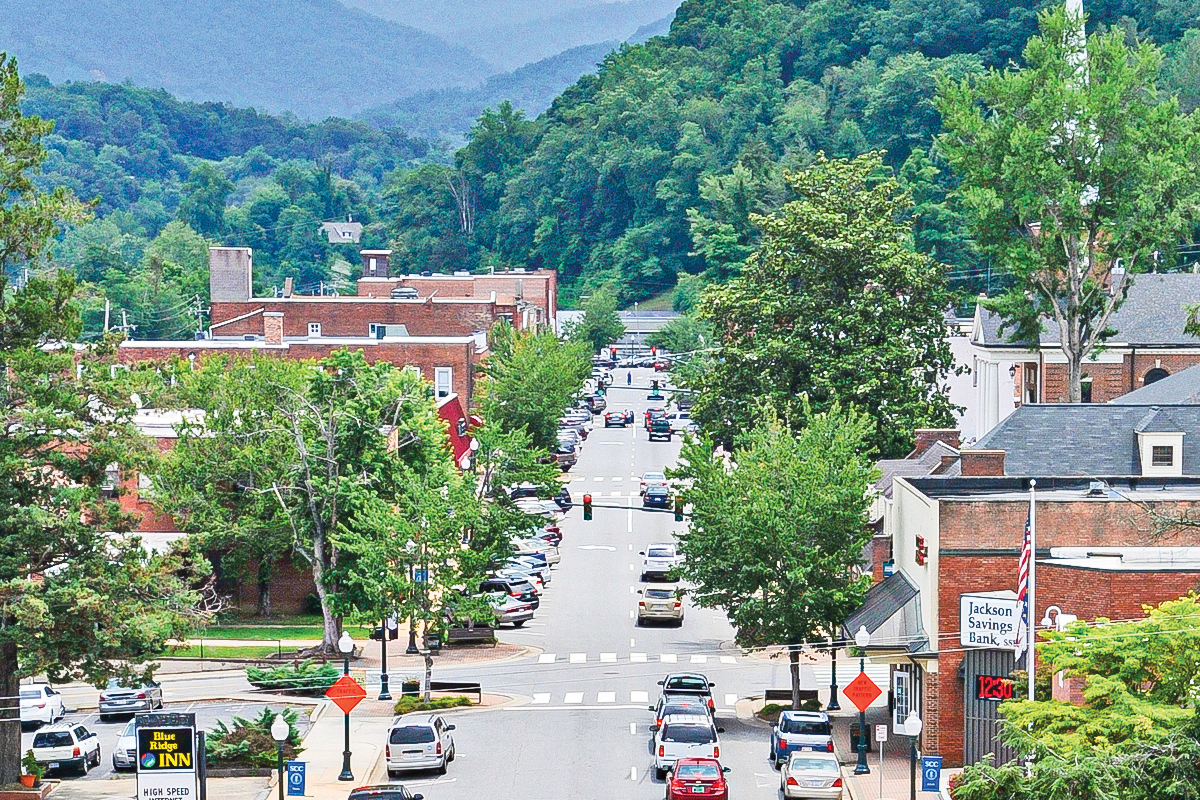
[1111, 363, 1200, 405]
[978, 273, 1200, 347]
[875, 440, 958, 498]
[973, 404, 1199, 475]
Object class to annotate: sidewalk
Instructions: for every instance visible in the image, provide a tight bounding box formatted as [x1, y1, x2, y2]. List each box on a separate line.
[831, 706, 931, 800]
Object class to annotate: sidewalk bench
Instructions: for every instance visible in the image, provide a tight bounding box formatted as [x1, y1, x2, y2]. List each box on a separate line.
[430, 681, 482, 703]
[446, 625, 496, 646]
[764, 689, 820, 705]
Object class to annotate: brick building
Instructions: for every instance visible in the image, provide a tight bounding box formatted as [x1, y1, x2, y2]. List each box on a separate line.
[968, 273, 1200, 438]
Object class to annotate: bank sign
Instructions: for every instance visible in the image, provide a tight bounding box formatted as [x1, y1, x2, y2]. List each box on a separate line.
[960, 593, 1019, 649]
[137, 713, 197, 800]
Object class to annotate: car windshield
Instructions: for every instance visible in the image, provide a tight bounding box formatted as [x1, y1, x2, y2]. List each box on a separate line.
[646, 589, 674, 599]
[666, 677, 708, 692]
[33, 731, 73, 748]
[661, 724, 715, 744]
[643, 473, 664, 481]
[647, 548, 674, 558]
[781, 718, 832, 736]
[675, 763, 720, 779]
[389, 726, 435, 744]
[19, 689, 40, 699]
[663, 703, 703, 716]
[789, 756, 839, 772]
[121, 720, 137, 737]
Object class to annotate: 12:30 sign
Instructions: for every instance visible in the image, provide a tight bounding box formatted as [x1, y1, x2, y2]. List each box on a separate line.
[976, 675, 1014, 701]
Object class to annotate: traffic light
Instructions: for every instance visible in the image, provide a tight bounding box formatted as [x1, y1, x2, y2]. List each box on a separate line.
[583, 494, 592, 521]
[674, 494, 684, 522]
[610, 347, 618, 359]
[597, 384, 605, 396]
[651, 346, 657, 357]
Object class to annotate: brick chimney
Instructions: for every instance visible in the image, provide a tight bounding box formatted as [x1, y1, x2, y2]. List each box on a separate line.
[209, 247, 253, 302]
[960, 449, 1006, 476]
[263, 311, 284, 345]
[361, 249, 392, 279]
[913, 428, 960, 456]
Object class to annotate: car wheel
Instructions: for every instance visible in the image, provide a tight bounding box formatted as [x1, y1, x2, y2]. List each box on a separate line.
[634, 617, 642, 627]
[436, 758, 448, 776]
[655, 767, 667, 781]
[387, 769, 399, 780]
[448, 746, 456, 763]
[513, 620, 526, 628]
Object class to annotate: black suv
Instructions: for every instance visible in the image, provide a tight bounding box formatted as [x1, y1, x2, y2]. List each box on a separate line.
[480, 577, 539, 609]
[648, 416, 672, 441]
[658, 672, 716, 716]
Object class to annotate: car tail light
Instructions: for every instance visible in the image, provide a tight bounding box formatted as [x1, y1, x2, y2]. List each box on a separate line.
[509, 592, 520, 598]
[436, 741, 442, 756]
[674, 602, 682, 608]
[827, 741, 835, 752]
[779, 738, 787, 747]
[136, 692, 147, 699]
[73, 747, 80, 757]
[832, 778, 843, 787]
[385, 745, 390, 758]
[787, 777, 799, 786]
[658, 745, 664, 757]
[713, 746, 719, 758]
[638, 601, 645, 607]
[98, 694, 108, 702]
[35, 703, 45, 709]
[707, 698, 714, 709]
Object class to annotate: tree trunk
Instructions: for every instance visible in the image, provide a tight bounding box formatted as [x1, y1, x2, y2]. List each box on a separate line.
[0, 641, 21, 786]
[308, 547, 341, 654]
[255, 557, 273, 617]
[789, 645, 801, 711]
[1066, 349, 1083, 403]
[423, 653, 433, 703]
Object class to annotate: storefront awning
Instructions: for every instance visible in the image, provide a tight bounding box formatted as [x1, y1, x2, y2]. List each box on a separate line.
[841, 572, 930, 655]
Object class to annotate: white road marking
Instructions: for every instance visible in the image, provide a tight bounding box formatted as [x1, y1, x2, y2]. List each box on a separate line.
[631, 690, 649, 703]
[578, 545, 616, 551]
[630, 653, 647, 663]
[630, 767, 638, 781]
[612, 476, 624, 482]
[628, 543, 633, 551]
[725, 694, 739, 708]
[629, 564, 635, 571]
[630, 638, 636, 648]
[720, 656, 736, 664]
[538, 654, 556, 664]
[600, 652, 617, 663]
[629, 609, 636, 619]
[573, 476, 586, 482]
[569, 653, 586, 663]
[630, 722, 637, 735]
[532, 693, 550, 704]
[690, 655, 708, 664]
[630, 585, 636, 594]
[564, 693, 584, 704]
[660, 653, 677, 663]
[597, 692, 616, 703]
[608, 491, 620, 497]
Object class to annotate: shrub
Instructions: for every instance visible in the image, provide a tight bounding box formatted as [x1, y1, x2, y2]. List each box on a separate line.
[393, 695, 473, 715]
[206, 707, 304, 768]
[246, 659, 339, 695]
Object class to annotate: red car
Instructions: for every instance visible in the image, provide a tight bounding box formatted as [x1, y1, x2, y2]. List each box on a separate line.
[666, 758, 729, 800]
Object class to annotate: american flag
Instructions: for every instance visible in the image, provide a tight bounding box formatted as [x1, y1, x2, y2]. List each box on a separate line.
[1013, 516, 1031, 659]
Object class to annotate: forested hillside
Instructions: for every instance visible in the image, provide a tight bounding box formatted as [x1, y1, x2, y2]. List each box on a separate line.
[1, 0, 491, 118]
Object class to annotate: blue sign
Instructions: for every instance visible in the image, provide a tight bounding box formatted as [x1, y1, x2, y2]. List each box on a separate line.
[286, 761, 305, 796]
[413, 569, 428, 583]
[921, 756, 943, 792]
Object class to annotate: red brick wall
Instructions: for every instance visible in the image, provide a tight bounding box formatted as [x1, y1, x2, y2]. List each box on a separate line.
[933, 498, 1200, 765]
[210, 298, 497, 339]
[355, 272, 556, 325]
[216, 556, 318, 617]
[1040, 352, 1200, 403]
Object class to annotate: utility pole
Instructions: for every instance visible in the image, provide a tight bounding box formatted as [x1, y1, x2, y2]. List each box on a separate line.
[104, 299, 111, 333]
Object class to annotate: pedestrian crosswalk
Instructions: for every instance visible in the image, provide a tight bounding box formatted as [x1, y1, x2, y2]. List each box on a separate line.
[522, 689, 742, 708]
[537, 652, 739, 665]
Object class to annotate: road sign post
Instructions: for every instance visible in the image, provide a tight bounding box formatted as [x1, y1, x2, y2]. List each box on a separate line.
[136, 713, 198, 800]
[876, 724, 888, 798]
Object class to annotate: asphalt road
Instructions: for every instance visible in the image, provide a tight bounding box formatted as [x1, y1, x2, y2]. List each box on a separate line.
[391, 368, 801, 799]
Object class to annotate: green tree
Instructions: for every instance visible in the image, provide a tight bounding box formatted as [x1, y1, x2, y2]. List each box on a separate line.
[0, 53, 204, 785]
[671, 405, 878, 710]
[645, 314, 713, 356]
[482, 320, 591, 450]
[937, 9, 1200, 402]
[566, 289, 626, 354]
[688, 152, 958, 458]
[177, 162, 233, 238]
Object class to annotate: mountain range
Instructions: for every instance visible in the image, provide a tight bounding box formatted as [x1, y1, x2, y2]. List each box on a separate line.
[0, 0, 680, 123]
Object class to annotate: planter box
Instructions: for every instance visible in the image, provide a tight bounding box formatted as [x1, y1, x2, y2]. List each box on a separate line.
[0, 780, 56, 800]
[205, 767, 273, 778]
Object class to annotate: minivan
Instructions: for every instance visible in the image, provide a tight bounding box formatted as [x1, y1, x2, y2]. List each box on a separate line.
[385, 714, 456, 776]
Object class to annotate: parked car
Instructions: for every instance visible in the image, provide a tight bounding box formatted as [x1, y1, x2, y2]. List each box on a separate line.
[385, 714, 456, 777]
[640, 471, 668, 495]
[480, 576, 539, 609]
[604, 409, 634, 427]
[513, 539, 561, 565]
[112, 718, 138, 771]
[649, 696, 710, 731]
[638, 584, 684, 626]
[493, 568, 543, 594]
[649, 416, 673, 441]
[347, 785, 424, 800]
[19, 684, 65, 727]
[771, 710, 835, 765]
[654, 361, 672, 372]
[554, 443, 577, 471]
[667, 411, 697, 435]
[31, 723, 101, 775]
[780, 751, 844, 799]
[643, 484, 672, 508]
[552, 487, 572, 510]
[653, 714, 723, 779]
[586, 394, 608, 414]
[658, 673, 716, 716]
[513, 497, 564, 521]
[99, 678, 163, 720]
[640, 542, 680, 581]
[504, 558, 551, 585]
[556, 428, 582, 450]
[666, 757, 731, 800]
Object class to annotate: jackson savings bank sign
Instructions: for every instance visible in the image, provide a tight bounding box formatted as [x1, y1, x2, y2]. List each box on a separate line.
[959, 592, 1020, 649]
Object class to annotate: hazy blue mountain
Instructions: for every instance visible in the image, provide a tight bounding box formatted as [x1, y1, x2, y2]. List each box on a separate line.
[360, 42, 619, 141]
[0, 0, 493, 119]
[342, 0, 682, 69]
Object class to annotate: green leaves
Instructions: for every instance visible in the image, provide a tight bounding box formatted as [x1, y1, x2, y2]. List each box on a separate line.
[565, 288, 626, 353]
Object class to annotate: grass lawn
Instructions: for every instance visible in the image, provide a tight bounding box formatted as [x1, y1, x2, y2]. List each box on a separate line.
[628, 291, 675, 311]
[166, 644, 288, 659]
[197, 625, 372, 641]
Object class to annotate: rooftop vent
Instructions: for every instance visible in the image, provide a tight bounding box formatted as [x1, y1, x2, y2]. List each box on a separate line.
[1087, 480, 1107, 496]
[391, 287, 419, 300]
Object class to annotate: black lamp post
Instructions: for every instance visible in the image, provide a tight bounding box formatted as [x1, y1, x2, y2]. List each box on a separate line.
[853, 625, 871, 775]
[337, 631, 355, 782]
[378, 615, 392, 701]
[270, 714, 289, 800]
[905, 710, 923, 800]
[405, 541, 419, 655]
[827, 632, 841, 711]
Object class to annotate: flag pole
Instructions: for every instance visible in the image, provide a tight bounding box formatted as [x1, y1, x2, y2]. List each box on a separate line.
[1027, 479, 1036, 701]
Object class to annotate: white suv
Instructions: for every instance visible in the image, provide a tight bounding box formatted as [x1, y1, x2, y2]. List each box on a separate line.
[640, 542, 680, 581]
[653, 714, 723, 779]
[20, 684, 65, 727]
[31, 723, 101, 775]
[385, 714, 456, 777]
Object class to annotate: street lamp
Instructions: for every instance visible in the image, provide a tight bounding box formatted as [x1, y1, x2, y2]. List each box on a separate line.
[853, 625, 871, 775]
[379, 614, 393, 701]
[405, 539, 419, 655]
[337, 631, 354, 782]
[1040, 605, 1078, 632]
[905, 710, 923, 800]
[827, 632, 840, 712]
[270, 714, 290, 800]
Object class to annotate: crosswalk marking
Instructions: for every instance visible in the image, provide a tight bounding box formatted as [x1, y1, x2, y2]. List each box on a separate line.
[720, 656, 736, 664]
[631, 691, 649, 704]
[597, 692, 616, 703]
[600, 653, 617, 663]
[533, 652, 735, 665]
[593, 477, 604, 481]
[564, 692, 584, 704]
[724, 694, 739, 708]
[569, 653, 586, 663]
[538, 653, 556, 664]
[532, 693, 550, 704]
[612, 476, 624, 482]
[660, 654, 677, 663]
[631, 653, 647, 662]
[610, 491, 621, 497]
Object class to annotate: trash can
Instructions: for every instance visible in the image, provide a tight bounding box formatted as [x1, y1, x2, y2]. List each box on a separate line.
[849, 722, 873, 753]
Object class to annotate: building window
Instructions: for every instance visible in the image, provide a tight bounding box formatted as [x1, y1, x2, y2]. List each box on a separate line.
[893, 670, 911, 732]
[368, 257, 378, 275]
[369, 323, 384, 338]
[308, 322, 321, 337]
[1152, 445, 1174, 467]
[1144, 367, 1170, 385]
[1080, 375, 1093, 404]
[435, 367, 452, 399]
[404, 365, 421, 378]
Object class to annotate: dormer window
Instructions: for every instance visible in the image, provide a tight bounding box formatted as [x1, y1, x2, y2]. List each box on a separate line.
[1152, 446, 1174, 467]
[1135, 407, 1185, 477]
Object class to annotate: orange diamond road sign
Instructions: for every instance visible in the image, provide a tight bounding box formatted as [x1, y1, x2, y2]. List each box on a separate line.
[326, 675, 367, 714]
[843, 671, 882, 713]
